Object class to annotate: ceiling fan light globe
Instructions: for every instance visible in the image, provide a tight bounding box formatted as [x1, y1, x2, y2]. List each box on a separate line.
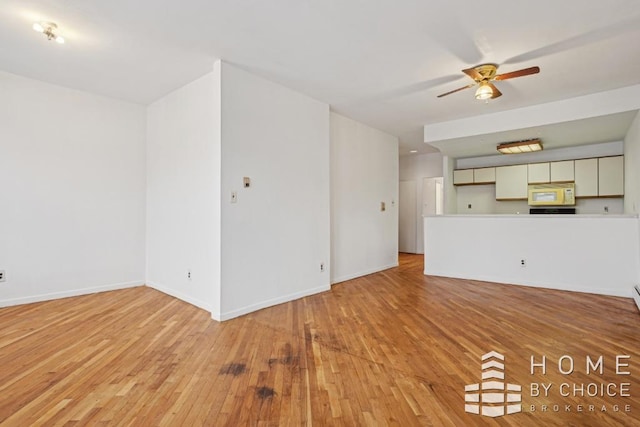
[475, 84, 493, 100]
[32, 22, 45, 33]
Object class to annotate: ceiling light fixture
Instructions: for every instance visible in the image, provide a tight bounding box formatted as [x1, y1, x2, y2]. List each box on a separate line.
[475, 82, 493, 100]
[497, 139, 543, 154]
[410, 150, 418, 153]
[33, 22, 64, 44]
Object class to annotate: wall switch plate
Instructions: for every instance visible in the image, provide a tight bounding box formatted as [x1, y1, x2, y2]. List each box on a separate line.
[231, 191, 238, 203]
[243, 177, 251, 188]
[381, 202, 386, 212]
[0, 270, 5, 282]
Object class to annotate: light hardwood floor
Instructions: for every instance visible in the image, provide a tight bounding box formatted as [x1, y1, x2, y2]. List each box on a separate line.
[1, 254, 639, 426]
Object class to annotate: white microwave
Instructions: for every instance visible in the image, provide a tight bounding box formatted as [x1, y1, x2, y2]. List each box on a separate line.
[528, 183, 575, 206]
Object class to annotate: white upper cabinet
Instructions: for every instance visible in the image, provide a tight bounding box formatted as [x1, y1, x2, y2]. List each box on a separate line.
[598, 156, 624, 196]
[453, 169, 474, 185]
[454, 156, 622, 199]
[550, 160, 574, 182]
[527, 162, 550, 184]
[473, 167, 496, 184]
[496, 164, 528, 200]
[574, 158, 599, 197]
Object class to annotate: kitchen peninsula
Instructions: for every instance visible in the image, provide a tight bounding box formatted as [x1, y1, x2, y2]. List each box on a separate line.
[423, 214, 640, 297]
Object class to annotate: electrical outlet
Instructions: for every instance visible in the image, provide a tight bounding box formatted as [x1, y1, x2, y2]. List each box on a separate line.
[187, 269, 192, 280]
[520, 259, 526, 267]
[320, 262, 325, 272]
[0, 270, 5, 282]
[604, 206, 609, 213]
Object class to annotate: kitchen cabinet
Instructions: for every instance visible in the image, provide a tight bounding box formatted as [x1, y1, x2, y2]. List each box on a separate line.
[453, 169, 474, 185]
[454, 155, 622, 198]
[473, 167, 496, 184]
[574, 158, 598, 197]
[550, 160, 574, 182]
[496, 164, 528, 200]
[454, 167, 495, 185]
[598, 156, 624, 196]
[527, 162, 550, 184]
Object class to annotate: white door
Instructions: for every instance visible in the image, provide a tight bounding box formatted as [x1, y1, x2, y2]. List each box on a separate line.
[422, 177, 444, 216]
[419, 177, 444, 254]
[399, 180, 417, 253]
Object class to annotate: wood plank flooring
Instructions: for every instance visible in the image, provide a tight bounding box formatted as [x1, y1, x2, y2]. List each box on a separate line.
[1, 254, 639, 425]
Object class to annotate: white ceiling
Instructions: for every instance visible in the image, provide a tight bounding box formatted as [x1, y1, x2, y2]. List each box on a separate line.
[1, 0, 640, 156]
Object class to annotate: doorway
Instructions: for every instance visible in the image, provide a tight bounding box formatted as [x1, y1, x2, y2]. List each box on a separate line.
[399, 177, 443, 255]
[399, 180, 417, 253]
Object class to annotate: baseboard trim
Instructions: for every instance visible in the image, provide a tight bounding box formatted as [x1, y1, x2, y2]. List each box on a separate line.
[219, 285, 330, 321]
[0, 280, 143, 308]
[145, 281, 212, 313]
[424, 270, 634, 298]
[331, 263, 398, 285]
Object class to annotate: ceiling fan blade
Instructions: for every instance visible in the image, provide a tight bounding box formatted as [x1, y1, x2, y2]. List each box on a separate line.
[494, 66, 540, 81]
[488, 83, 502, 99]
[436, 83, 476, 98]
[462, 67, 483, 81]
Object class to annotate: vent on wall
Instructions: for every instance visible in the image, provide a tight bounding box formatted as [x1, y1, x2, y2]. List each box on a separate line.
[634, 285, 640, 313]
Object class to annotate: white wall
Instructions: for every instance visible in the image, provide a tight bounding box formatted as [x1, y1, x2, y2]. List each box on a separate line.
[443, 156, 457, 214]
[146, 69, 221, 314]
[399, 152, 443, 253]
[624, 111, 640, 275]
[331, 112, 399, 282]
[456, 185, 527, 215]
[399, 152, 443, 180]
[624, 111, 640, 215]
[0, 71, 146, 307]
[424, 215, 640, 297]
[220, 63, 330, 320]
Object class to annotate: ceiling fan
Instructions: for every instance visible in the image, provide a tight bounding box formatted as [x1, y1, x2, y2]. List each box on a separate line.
[437, 64, 540, 100]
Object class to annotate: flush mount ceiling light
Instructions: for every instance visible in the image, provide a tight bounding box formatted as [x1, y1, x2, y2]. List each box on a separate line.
[497, 138, 543, 154]
[33, 22, 64, 44]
